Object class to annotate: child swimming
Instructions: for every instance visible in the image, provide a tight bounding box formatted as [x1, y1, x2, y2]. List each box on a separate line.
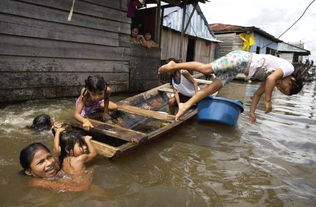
[20, 142, 93, 192]
[29, 114, 54, 131]
[75, 75, 118, 130]
[158, 50, 312, 122]
[53, 126, 97, 176]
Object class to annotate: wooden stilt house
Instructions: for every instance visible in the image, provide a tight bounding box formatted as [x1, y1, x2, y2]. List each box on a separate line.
[0, 0, 211, 102]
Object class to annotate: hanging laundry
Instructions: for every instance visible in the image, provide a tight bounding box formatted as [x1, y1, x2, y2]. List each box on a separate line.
[239, 33, 256, 51]
[127, 0, 145, 18]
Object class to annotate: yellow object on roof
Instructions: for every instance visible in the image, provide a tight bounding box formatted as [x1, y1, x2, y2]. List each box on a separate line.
[239, 33, 256, 51]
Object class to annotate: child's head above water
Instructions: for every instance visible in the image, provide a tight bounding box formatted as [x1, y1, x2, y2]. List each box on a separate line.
[30, 114, 53, 131]
[59, 131, 87, 163]
[84, 75, 107, 101]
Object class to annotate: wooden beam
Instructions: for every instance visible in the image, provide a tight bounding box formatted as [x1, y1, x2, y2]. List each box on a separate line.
[179, 5, 186, 61]
[155, 0, 161, 43]
[66, 118, 148, 144]
[194, 78, 213, 84]
[158, 87, 174, 93]
[117, 104, 175, 122]
[91, 140, 119, 158]
[159, 7, 164, 47]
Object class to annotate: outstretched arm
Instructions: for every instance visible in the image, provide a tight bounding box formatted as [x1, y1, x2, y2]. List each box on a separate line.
[102, 87, 112, 121]
[74, 97, 94, 130]
[264, 69, 284, 113]
[173, 88, 180, 106]
[84, 136, 97, 162]
[249, 82, 266, 123]
[150, 40, 159, 48]
[52, 126, 65, 155]
[77, 136, 97, 163]
[182, 70, 199, 93]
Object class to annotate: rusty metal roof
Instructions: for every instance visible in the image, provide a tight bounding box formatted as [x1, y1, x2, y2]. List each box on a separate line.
[210, 23, 281, 43]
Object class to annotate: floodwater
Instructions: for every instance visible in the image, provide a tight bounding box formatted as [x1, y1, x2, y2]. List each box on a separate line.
[0, 81, 315, 207]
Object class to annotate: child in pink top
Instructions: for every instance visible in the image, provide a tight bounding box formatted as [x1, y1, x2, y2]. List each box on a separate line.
[75, 75, 117, 130]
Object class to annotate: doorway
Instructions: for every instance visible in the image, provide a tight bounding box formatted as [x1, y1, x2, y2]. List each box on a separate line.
[186, 37, 195, 62]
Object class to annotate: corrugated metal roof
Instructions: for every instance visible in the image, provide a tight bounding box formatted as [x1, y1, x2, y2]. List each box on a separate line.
[278, 42, 310, 55]
[210, 23, 281, 43]
[163, 4, 219, 42]
[146, 0, 209, 6]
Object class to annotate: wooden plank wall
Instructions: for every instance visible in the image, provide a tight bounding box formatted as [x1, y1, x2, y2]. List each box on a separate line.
[214, 33, 243, 56]
[194, 39, 216, 63]
[0, 0, 131, 102]
[161, 28, 217, 64]
[129, 45, 161, 92]
[160, 28, 188, 61]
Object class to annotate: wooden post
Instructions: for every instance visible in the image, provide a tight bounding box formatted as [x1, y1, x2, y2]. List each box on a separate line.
[159, 7, 164, 48]
[179, 5, 186, 61]
[155, 0, 161, 43]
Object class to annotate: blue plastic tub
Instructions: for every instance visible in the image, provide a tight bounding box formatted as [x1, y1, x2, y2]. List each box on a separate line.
[197, 96, 244, 126]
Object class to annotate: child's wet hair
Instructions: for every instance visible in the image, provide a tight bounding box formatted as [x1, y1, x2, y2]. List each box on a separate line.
[85, 75, 107, 93]
[59, 130, 86, 165]
[30, 114, 52, 131]
[290, 60, 313, 95]
[20, 143, 50, 171]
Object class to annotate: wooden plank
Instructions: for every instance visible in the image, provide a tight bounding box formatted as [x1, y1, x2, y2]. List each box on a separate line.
[0, 56, 129, 73]
[0, 13, 118, 40]
[0, 0, 130, 34]
[83, 0, 128, 11]
[66, 118, 148, 144]
[0, 86, 81, 102]
[87, 118, 148, 138]
[194, 78, 213, 84]
[0, 16, 119, 47]
[130, 45, 161, 58]
[0, 35, 130, 60]
[121, 83, 170, 104]
[0, 72, 128, 89]
[147, 108, 197, 139]
[119, 33, 131, 48]
[17, 0, 130, 23]
[158, 87, 174, 93]
[0, 83, 128, 102]
[91, 140, 119, 158]
[117, 105, 175, 122]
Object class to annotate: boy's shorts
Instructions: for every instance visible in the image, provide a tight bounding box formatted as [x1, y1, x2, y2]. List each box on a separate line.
[179, 93, 191, 103]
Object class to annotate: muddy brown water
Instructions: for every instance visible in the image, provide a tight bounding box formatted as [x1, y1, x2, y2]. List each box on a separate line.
[0, 81, 315, 206]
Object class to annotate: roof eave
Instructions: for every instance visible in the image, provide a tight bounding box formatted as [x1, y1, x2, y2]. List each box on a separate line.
[212, 26, 281, 43]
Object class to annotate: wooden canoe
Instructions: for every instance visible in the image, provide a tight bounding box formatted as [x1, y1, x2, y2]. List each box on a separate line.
[66, 77, 217, 159]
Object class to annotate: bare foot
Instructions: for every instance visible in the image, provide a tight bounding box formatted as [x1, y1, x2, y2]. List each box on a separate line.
[158, 60, 176, 74]
[175, 103, 189, 121]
